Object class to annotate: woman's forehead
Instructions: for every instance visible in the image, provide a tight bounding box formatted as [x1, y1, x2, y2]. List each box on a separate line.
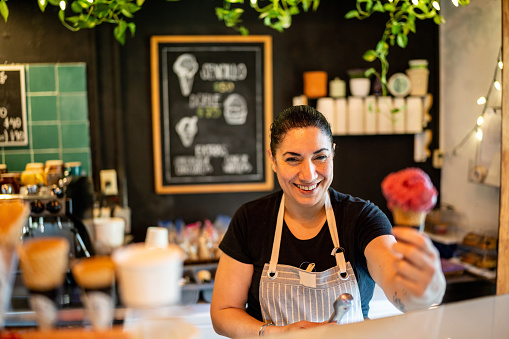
[278, 127, 332, 150]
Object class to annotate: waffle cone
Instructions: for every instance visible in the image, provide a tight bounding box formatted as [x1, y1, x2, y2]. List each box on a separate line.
[19, 237, 69, 291]
[0, 199, 30, 248]
[71, 256, 115, 289]
[392, 206, 426, 231]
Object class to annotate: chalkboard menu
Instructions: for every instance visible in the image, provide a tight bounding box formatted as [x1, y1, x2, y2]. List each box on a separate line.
[0, 65, 27, 146]
[151, 36, 273, 194]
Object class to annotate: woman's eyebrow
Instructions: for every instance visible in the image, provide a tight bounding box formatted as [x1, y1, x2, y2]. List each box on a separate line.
[314, 148, 329, 154]
[282, 148, 329, 157]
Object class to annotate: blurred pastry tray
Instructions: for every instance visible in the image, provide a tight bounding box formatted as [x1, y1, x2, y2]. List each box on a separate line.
[455, 244, 498, 256]
[181, 261, 218, 304]
[448, 257, 496, 280]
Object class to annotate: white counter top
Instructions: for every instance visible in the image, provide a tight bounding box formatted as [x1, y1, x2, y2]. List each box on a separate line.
[251, 293, 509, 339]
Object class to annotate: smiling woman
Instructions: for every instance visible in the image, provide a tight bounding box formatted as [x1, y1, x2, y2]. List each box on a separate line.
[209, 105, 446, 338]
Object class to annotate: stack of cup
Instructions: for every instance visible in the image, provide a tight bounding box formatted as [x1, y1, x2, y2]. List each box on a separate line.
[93, 217, 125, 255]
[18, 237, 70, 329]
[145, 227, 169, 249]
[71, 256, 116, 330]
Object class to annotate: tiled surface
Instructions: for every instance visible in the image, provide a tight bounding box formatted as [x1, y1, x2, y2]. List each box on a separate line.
[0, 63, 92, 174]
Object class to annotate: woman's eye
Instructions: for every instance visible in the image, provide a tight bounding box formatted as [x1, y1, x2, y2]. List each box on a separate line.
[284, 157, 299, 163]
[315, 155, 328, 161]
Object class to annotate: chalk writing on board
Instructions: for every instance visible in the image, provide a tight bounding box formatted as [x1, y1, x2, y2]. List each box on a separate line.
[151, 36, 273, 194]
[0, 66, 28, 146]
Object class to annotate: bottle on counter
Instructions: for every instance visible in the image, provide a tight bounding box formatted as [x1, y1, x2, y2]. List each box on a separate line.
[0, 172, 21, 194]
[45, 160, 64, 187]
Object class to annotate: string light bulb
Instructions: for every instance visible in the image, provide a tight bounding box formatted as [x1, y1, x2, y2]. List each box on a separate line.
[452, 0, 459, 7]
[476, 128, 483, 141]
[59, 1, 66, 10]
[412, 0, 419, 6]
[433, 1, 440, 11]
[451, 47, 502, 156]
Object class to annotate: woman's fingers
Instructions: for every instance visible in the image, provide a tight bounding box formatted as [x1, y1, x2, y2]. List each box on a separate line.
[392, 226, 440, 296]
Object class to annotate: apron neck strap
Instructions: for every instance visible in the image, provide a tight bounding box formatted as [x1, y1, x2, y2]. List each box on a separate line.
[268, 192, 348, 276]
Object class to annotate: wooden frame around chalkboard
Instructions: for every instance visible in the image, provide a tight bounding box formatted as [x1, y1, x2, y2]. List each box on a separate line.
[151, 35, 273, 194]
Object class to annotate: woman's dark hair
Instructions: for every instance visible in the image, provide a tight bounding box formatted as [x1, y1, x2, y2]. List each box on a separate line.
[270, 105, 333, 155]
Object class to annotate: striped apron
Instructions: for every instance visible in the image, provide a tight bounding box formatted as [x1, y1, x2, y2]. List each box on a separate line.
[259, 193, 364, 326]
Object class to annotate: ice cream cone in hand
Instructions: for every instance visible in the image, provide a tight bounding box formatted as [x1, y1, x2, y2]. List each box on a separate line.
[381, 168, 437, 232]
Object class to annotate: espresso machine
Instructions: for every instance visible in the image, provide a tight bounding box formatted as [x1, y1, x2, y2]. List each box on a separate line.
[4, 181, 96, 318]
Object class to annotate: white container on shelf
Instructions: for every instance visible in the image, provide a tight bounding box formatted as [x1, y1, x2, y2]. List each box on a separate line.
[406, 96, 424, 133]
[317, 97, 336, 132]
[349, 78, 371, 97]
[364, 96, 377, 134]
[348, 97, 364, 134]
[377, 96, 394, 134]
[392, 97, 406, 134]
[406, 59, 429, 96]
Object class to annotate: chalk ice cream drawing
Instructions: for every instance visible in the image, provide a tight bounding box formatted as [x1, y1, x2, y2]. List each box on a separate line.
[173, 54, 199, 97]
[175, 116, 198, 148]
[223, 93, 248, 125]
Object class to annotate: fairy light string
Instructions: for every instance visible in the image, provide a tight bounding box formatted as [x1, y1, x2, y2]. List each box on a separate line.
[450, 47, 503, 156]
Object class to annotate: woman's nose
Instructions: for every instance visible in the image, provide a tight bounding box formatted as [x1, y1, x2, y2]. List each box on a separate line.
[299, 160, 317, 182]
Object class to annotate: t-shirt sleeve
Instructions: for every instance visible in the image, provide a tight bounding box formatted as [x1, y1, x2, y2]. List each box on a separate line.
[356, 202, 393, 253]
[219, 204, 253, 264]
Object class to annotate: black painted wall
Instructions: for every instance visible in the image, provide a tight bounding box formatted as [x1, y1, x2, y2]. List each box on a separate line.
[0, 0, 440, 241]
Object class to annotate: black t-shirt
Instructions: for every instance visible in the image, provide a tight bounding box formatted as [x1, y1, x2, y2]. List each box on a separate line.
[219, 188, 392, 319]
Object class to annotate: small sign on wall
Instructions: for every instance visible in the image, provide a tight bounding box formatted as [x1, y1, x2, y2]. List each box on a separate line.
[0, 65, 28, 146]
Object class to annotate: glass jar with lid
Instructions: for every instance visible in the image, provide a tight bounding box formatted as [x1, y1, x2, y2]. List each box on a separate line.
[45, 160, 64, 187]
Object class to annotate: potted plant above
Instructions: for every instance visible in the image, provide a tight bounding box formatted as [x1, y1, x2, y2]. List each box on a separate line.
[0, 0, 470, 92]
[348, 69, 371, 97]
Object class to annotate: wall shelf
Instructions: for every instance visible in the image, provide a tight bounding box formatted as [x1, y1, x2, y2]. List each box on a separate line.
[298, 94, 433, 136]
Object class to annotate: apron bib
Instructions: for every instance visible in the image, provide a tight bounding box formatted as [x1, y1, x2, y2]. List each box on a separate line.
[259, 193, 364, 326]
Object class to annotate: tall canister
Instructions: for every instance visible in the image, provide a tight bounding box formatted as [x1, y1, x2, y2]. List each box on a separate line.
[406, 59, 429, 96]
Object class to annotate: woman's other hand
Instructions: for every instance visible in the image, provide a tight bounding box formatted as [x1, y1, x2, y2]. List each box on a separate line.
[391, 226, 446, 309]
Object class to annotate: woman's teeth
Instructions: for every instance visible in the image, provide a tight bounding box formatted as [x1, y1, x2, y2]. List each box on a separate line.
[296, 183, 317, 191]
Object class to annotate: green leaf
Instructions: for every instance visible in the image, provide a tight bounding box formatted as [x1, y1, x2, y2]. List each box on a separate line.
[344, 10, 359, 19]
[434, 15, 445, 25]
[375, 40, 388, 54]
[373, 1, 384, 12]
[363, 50, 377, 62]
[0, 1, 8, 23]
[396, 33, 408, 48]
[128, 22, 136, 36]
[365, 67, 378, 78]
[114, 20, 128, 45]
[391, 22, 401, 35]
[239, 26, 249, 35]
[38, 0, 48, 12]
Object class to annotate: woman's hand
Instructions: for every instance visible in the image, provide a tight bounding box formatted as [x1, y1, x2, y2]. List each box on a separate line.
[265, 320, 330, 335]
[391, 226, 446, 309]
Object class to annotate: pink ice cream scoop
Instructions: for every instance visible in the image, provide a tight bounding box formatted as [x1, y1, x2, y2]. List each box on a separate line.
[381, 167, 438, 213]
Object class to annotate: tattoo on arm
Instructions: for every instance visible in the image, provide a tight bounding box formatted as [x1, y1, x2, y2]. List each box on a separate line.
[392, 292, 406, 312]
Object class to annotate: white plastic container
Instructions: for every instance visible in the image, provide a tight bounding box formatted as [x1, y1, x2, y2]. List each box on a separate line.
[113, 243, 185, 308]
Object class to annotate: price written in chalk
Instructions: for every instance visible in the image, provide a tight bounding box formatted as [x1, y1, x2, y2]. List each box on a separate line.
[0, 108, 25, 142]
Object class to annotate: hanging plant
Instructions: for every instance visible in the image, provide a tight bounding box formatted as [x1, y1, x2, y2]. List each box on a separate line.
[345, 0, 470, 96]
[0, 0, 470, 83]
[215, 0, 320, 35]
